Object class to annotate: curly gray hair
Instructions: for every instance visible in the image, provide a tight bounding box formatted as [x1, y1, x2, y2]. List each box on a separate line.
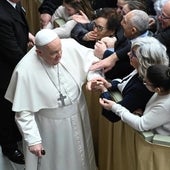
[131, 36, 169, 78]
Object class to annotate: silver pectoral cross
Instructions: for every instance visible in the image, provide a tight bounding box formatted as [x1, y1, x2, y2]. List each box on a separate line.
[58, 92, 66, 106]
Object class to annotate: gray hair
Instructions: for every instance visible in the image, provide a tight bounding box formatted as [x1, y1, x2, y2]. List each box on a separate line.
[132, 36, 169, 78]
[129, 10, 149, 34]
[154, 0, 168, 15]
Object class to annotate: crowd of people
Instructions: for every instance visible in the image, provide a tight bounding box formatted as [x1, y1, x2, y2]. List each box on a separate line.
[0, 0, 170, 169]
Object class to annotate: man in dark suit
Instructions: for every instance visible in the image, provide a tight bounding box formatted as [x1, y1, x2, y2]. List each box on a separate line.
[0, 0, 34, 164]
[154, 0, 170, 57]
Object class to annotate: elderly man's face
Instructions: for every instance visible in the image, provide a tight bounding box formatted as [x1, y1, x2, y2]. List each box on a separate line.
[121, 13, 135, 39]
[38, 39, 62, 66]
[158, 1, 170, 29]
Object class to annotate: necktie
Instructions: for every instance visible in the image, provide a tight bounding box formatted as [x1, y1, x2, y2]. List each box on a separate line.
[15, 4, 21, 13]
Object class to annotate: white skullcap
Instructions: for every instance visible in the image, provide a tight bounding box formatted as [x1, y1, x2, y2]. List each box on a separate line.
[35, 29, 59, 46]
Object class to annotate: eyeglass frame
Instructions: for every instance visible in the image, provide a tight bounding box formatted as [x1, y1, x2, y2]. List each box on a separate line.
[143, 79, 154, 87]
[159, 12, 170, 20]
[129, 49, 137, 58]
[93, 22, 106, 32]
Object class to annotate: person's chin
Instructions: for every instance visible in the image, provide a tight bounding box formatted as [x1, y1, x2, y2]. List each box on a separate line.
[54, 59, 61, 65]
[53, 61, 60, 65]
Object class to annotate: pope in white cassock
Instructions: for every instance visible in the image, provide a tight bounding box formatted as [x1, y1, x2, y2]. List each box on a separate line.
[5, 29, 102, 170]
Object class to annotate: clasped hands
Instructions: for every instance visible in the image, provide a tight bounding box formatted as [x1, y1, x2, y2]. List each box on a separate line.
[86, 77, 115, 111]
[86, 77, 111, 92]
[94, 37, 117, 59]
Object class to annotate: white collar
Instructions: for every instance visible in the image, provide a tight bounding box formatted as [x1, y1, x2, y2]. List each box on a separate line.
[6, 0, 16, 8]
[131, 31, 149, 43]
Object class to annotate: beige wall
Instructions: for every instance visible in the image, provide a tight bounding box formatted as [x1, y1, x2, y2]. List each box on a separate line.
[22, 0, 41, 35]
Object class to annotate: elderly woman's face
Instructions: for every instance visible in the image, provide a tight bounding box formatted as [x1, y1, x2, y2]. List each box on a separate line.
[93, 17, 114, 40]
[128, 47, 139, 69]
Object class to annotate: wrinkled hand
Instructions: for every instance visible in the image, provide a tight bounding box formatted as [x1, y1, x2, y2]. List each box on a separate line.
[99, 98, 115, 110]
[93, 77, 111, 88]
[72, 10, 90, 24]
[86, 79, 102, 91]
[28, 32, 35, 48]
[86, 79, 103, 92]
[84, 31, 97, 41]
[101, 37, 117, 48]
[94, 41, 107, 59]
[28, 143, 45, 157]
[89, 54, 118, 72]
[86, 77, 111, 92]
[40, 13, 52, 28]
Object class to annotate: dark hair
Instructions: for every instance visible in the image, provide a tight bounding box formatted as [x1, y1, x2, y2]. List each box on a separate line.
[95, 8, 121, 31]
[147, 65, 170, 91]
[63, 0, 94, 20]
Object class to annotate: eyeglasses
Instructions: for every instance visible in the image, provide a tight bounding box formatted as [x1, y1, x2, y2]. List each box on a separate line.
[160, 12, 170, 20]
[93, 22, 106, 32]
[129, 50, 137, 58]
[143, 79, 154, 87]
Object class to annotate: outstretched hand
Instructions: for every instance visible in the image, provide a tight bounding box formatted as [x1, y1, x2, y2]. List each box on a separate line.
[72, 10, 90, 24]
[99, 98, 115, 110]
[94, 41, 107, 59]
[89, 54, 118, 72]
[86, 78, 110, 92]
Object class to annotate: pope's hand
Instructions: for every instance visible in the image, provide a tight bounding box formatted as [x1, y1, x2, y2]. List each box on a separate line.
[28, 143, 45, 157]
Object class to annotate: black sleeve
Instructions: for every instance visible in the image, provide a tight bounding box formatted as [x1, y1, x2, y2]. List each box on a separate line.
[103, 27, 131, 61]
[71, 22, 95, 48]
[38, 0, 62, 15]
[115, 40, 131, 61]
[114, 28, 131, 61]
[154, 29, 170, 48]
[154, 28, 170, 57]
[118, 84, 153, 112]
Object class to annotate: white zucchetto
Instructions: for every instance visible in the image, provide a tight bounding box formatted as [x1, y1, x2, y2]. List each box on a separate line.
[35, 29, 59, 46]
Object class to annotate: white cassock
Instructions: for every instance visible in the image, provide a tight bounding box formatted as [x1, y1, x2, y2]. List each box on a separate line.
[5, 39, 101, 170]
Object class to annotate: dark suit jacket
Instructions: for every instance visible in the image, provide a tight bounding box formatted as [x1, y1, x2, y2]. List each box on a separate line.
[103, 27, 134, 79]
[154, 27, 170, 58]
[71, 22, 95, 49]
[0, 0, 29, 90]
[101, 73, 153, 122]
[0, 0, 29, 144]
